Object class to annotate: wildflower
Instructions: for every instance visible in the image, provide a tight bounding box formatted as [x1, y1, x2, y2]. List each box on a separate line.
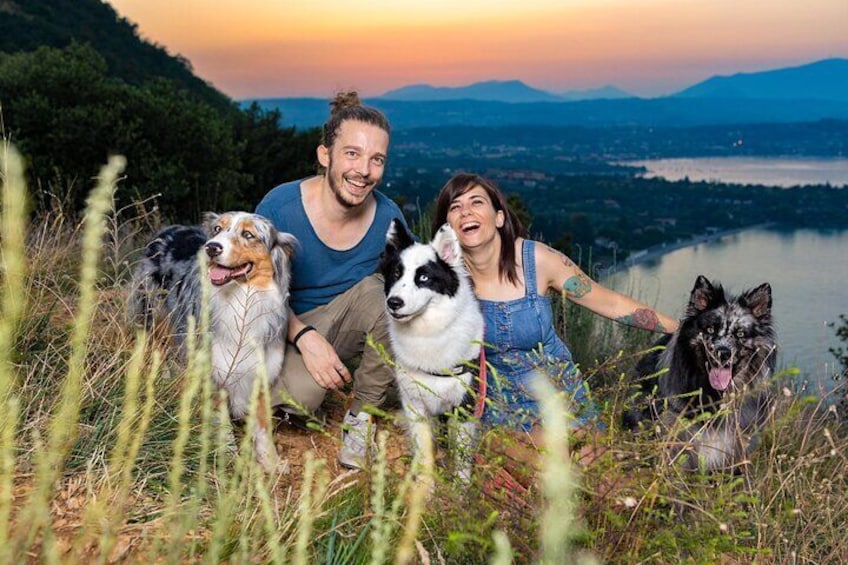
[622, 496, 638, 509]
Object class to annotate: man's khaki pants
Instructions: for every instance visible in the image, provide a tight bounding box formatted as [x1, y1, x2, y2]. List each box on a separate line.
[271, 274, 394, 416]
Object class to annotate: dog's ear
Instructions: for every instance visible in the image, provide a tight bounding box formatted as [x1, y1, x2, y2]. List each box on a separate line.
[740, 282, 772, 320]
[689, 275, 719, 313]
[385, 218, 414, 252]
[202, 212, 221, 236]
[271, 230, 298, 289]
[274, 231, 297, 259]
[431, 223, 462, 267]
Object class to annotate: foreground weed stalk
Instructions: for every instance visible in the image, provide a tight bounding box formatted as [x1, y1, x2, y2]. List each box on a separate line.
[165, 253, 212, 561]
[395, 426, 433, 565]
[0, 145, 28, 556]
[532, 378, 598, 565]
[294, 452, 329, 565]
[206, 397, 242, 564]
[91, 337, 160, 561]
[19, 155, 125, 555]
[368, 431, 391, 565]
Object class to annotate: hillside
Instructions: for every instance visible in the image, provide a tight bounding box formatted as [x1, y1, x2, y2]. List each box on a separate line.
[0, 0, 231, 109]
[0, 0, 319, 221]
[674, 58, 848, 102]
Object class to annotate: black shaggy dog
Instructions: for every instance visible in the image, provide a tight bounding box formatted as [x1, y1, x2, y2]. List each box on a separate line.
[624, 275, 777, 471]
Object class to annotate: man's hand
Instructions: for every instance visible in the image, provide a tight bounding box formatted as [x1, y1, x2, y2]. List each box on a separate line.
[297, 330, 352, 389]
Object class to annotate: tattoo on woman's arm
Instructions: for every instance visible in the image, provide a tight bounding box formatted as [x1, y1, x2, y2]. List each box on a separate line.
[616, 308, 667, 332]
[558, 252, 576, 268]
[563, 274, 591, 299]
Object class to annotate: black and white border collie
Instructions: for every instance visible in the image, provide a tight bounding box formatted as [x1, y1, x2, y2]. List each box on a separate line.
[380, 219, 484, 483]
[129, 212, 296, 474]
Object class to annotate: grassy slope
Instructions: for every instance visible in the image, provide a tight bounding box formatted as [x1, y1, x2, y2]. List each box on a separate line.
[1, 148, 847, 563]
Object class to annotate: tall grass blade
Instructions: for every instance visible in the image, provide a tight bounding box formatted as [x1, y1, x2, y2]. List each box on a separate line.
[294, 452, 329, 565]
[19, 155, 125, 554]
[395, 425, 433, 565]
[531, 377, 594, 565]
[0, 144, 28, 557]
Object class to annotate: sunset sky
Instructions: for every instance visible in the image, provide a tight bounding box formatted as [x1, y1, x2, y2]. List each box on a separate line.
[108, 1, 848, 100]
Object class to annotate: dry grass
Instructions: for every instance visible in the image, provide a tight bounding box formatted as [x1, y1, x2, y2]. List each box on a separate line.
[1, 147, 847, 563]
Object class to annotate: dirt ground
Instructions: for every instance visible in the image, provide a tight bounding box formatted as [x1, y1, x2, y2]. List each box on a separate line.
[271, 389, 412, 484]
[14, 392, 414, 563]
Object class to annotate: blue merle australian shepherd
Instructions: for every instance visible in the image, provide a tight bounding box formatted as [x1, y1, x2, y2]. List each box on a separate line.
[129, 212, 296, 473]
[624, 275, 777, 471]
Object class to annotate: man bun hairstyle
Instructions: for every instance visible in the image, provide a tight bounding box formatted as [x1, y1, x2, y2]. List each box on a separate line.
[321, 90, 391, 150]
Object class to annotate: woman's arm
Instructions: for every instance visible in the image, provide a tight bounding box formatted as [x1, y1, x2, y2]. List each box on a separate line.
[536, 242, 678, 333]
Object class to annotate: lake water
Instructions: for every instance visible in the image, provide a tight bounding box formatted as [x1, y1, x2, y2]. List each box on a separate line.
[602, 157, 848, 391]
[624, 157, 848, 188]
[605, 227, 847, 391]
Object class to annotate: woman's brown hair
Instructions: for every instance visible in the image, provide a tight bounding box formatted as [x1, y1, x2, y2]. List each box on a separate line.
[431, 173, 528, 285]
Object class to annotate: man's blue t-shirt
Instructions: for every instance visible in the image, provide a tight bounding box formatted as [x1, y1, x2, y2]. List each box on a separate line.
[255, 178, 406, 315]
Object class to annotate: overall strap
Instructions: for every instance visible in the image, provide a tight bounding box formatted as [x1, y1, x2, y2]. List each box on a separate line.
[522, 239, 538, 297]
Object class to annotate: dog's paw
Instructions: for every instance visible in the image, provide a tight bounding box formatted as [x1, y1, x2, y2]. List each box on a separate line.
[255, 450, 288, 476]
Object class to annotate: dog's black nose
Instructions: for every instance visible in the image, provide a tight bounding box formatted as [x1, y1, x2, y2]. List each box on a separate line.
[386, 296, 404, 311]
[715, 345, 732, 364]
[205, 241, 223, 258]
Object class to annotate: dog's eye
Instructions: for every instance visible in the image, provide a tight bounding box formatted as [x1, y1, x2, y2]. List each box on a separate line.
[242, 230, 254, 240]
[736, 329, 746, 338]
[706, 326, 715, 334]
[213, 225, 222, 234]
[417, 274, 429, 283]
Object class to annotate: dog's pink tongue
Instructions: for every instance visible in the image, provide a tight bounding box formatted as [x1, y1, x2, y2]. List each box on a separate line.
[709, 367, 732, 391]
[209, 265, 234, 286]
[209, 264, 250, 286]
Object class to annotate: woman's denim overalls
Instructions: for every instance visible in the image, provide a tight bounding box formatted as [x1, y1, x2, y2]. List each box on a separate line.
[478, 240, 598, 431]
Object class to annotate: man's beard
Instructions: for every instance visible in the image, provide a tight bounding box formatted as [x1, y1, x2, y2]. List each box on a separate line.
[327, 158, 374, 209]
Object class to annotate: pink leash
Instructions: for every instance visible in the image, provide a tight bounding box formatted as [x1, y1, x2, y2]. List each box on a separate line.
[473, 346, 487, 419]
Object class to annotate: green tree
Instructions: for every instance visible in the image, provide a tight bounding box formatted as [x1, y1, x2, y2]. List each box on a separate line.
[233, 103, 320, 209]
[0, 43, 318, 221]
[569, 213, 594, 245]
[507, 193, 533, 232]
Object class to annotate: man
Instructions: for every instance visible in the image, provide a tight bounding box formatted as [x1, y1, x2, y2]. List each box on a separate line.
[255, 91, 405, 470]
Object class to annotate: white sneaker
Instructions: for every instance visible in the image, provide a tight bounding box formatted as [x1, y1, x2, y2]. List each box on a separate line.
[338, 411, 375, 470]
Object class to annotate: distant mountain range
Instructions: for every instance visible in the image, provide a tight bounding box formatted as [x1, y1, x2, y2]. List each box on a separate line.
[379, 80, 633, 103]
[380, 80, 562, 103]
[249, 58, 848, 130]
[374, 59, 848, 104]
[557, 85, 633, 101]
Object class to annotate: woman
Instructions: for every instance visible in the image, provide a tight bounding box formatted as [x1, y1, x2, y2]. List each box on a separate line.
[431, 173, 678, 470]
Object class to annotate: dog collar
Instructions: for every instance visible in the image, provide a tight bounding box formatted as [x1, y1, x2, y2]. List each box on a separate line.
[422, 361, 478, 378]
[421, 347, 488, 420]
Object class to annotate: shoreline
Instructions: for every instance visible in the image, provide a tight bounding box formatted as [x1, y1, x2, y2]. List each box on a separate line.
[601, 222, 776, 277]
